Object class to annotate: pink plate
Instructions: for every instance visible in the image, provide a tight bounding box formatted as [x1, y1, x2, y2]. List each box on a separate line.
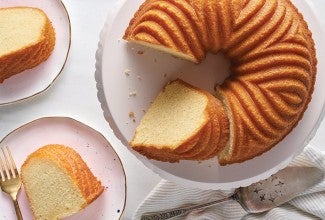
[0, 117, 126, 220]
[0, 0, 71, 105]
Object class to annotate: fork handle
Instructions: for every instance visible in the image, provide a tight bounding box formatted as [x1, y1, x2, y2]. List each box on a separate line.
[13, 199, 23, 220]
[140, 196, 232, 220]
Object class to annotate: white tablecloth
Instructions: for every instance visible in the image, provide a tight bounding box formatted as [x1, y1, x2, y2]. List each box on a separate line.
[0, 0, 324, 219]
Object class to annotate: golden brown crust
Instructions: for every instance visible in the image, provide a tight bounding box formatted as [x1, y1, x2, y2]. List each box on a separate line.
[132, 145, 181, 162]
[177, 121, 212, 159]
[218, 0, 317, 165]
[125, 0, 317, 165]
[0, 7, 56, 83]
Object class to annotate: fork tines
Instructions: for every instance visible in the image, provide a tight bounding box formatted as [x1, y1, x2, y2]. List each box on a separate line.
[0, 146, 19, 181]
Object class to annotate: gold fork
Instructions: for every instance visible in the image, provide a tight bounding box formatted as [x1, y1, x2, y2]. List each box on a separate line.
[0, 146, 23, 220]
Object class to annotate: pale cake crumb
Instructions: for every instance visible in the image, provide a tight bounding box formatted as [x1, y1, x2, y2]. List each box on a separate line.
[129, 90, 137, 97]
[137, 75, 142, 80]
[129, 112, 135, 118]
[124, 69, 131, 76]
[127, 112, 136, 123]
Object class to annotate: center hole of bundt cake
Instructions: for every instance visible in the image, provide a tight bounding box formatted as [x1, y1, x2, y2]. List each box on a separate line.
[175, 52, 231, 93]
[204, 52, 231, 85]
[125, 42, 231, 94]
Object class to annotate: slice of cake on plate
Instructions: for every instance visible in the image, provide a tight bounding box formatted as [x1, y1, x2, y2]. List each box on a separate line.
[21, 144, 103, 220]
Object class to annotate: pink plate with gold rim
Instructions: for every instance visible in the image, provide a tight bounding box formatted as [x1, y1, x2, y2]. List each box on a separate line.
[0, 117, 126, 220]
[0, 0, 71, 105]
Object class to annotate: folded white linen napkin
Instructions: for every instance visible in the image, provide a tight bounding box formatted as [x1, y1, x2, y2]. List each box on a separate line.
[133, 145, 325, 220]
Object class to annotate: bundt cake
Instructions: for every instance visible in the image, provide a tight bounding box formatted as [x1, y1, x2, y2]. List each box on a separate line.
[124, 0, 317, 165]
[0, 7, 56, 83]
[21, 144, 104, 220]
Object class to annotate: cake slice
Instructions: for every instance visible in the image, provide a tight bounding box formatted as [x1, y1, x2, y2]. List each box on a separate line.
[21, 144, 104, 220]
[130, 79, 211, 162]
[130, 79, 230, 163]
[0, 7, 55, 83]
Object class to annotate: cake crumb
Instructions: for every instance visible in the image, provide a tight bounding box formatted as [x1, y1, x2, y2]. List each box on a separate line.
[142, 109, 146, 113]
[117, 39, 121, 43]
[124, 68, 131, 76]
[129, 90, 137, 97]
[163, 73, 168, 78]
[137, 50, 144, 55]
[129, 111, 136, 123]
[154, 58, 157, 63]
[129, 111, 135, 118]
[137, 75, 142, 80]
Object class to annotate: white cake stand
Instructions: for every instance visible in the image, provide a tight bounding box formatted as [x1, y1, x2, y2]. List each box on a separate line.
[95, 0, 325, 189]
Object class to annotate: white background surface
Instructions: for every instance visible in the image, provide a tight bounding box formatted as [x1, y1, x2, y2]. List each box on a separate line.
[0, 0, 324, 219]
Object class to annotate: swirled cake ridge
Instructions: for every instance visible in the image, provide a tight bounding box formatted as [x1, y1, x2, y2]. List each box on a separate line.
[124, 0, 317, 165]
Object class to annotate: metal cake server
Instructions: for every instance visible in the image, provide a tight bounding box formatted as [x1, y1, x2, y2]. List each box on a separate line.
[141, 166, 324, 220]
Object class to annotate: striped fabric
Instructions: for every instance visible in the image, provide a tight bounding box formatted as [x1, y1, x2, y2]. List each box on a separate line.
[133, 146, 325, 220]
